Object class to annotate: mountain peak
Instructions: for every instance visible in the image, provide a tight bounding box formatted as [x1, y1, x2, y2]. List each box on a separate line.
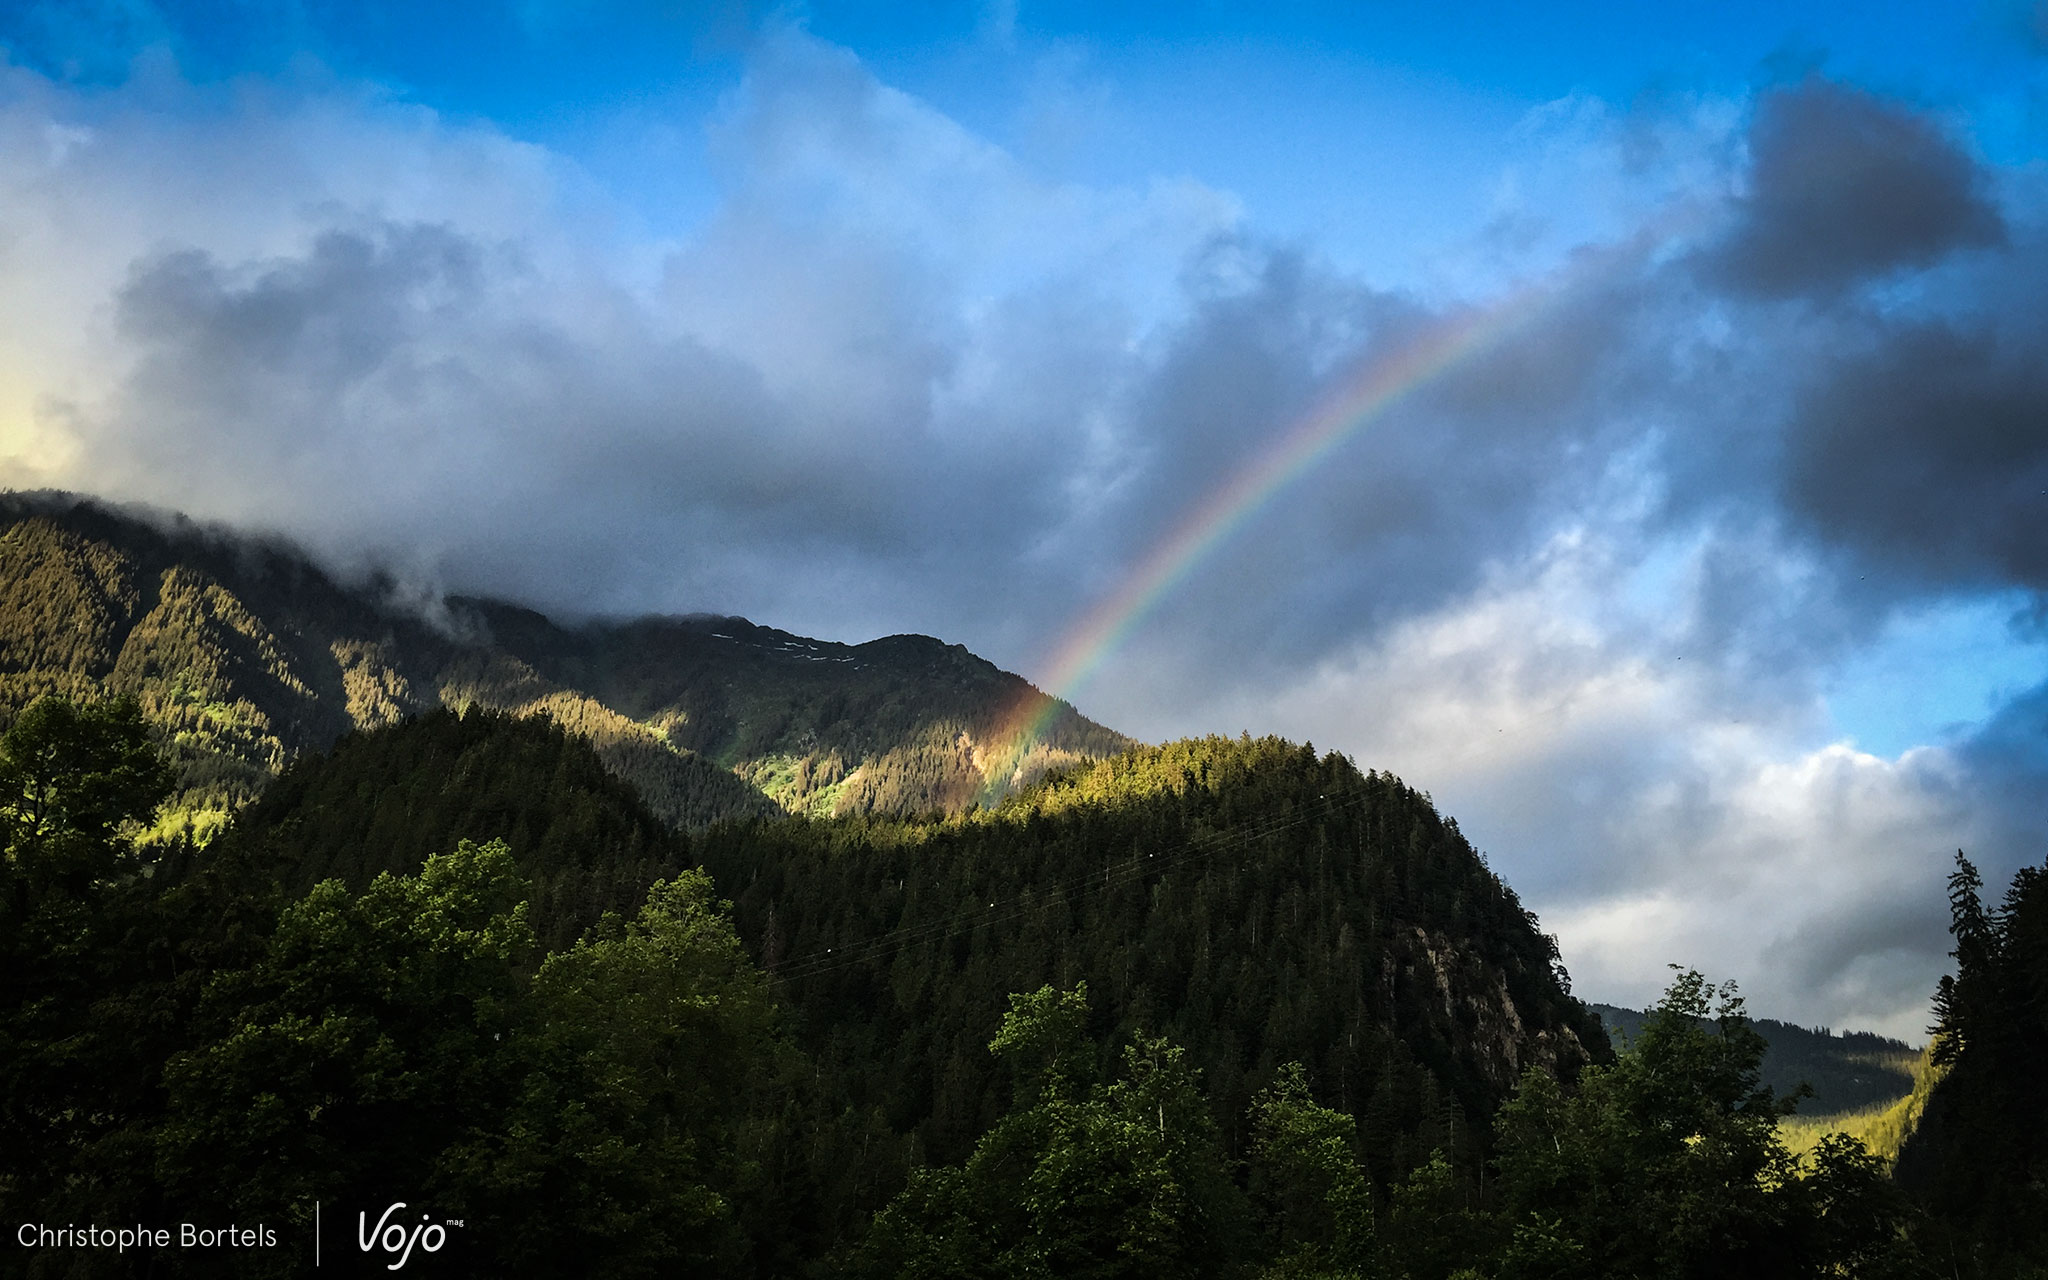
[1, 490, 1133, 832]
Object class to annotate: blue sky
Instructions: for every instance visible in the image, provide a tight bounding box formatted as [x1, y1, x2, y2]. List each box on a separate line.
[18, 1, 2039, 264]
[4, 0, 2048, 1035]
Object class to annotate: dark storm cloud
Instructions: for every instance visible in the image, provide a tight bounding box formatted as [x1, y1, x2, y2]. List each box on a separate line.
[1617, 80, 2048, 656]
[1959, 675, 2048, 857]
[1, 29, 1254, 660]
[117, 228, 488, 393]
[48, 56, 2032, 702]
[1699, 78, 2004, 299]
[70, 189, 1192, 653]
[1095, 80, 2048, 1034]
[1782, 319, 2048, 590]
[1762, 880, 1954, 997]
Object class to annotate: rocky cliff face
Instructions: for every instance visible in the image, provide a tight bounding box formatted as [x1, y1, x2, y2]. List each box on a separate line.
[1406, 925, 1593, 1092]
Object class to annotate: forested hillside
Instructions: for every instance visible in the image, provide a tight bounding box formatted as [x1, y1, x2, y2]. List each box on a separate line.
[147, 710, 1616, 1191]
[462, 599, 1131, 815]
[1, 697, 1954, 1277]
[0, 491, 1127, 833]
[210, 707, 696, 949]
[698, 735, 1607, 1180]
[2, 492, 2032, 1279]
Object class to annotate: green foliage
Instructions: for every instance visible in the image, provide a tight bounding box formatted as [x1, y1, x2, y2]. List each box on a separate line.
[155, 839, 537, 1258]
[222, 705, 695, 947]
[0, 694, 174, 1219]
[0, 497, 420, 824]
[1894, 850, 2048, 1272]
[1795, 1133, 1925, 1279]
[467, 604, 1133, 817]
[452, 869, 784, 1276]
[3, 678, 2000, 1279]
[1594, 1002, 1919, 1119]
[1493, 972, 1791, 1277]
[1247, 1063, 1375, 1277]
[0, 492, 1128, 835]
[0, 693, 174, 902]
[434, 648, 781, 828]
[1777, 1040, 1944, 1165]
[859, 984, 1248, 1280]
[991, 982, 1096, 1104]
[1, 699, 800, 1277]
[1490, 970, 1926, 1280]
[1383, 1149, 1494, 1280]
[144, 847, 792, 1278]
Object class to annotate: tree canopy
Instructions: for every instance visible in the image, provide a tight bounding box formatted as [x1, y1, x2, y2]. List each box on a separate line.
[0, 695, 2018, 1279]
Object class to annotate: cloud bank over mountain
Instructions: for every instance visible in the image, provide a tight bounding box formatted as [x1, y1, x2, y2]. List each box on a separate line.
[4, 9, 2045, 1036]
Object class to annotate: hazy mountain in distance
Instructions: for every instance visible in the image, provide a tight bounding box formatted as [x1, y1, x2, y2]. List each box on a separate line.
[1591, 1001, 1917, 1116]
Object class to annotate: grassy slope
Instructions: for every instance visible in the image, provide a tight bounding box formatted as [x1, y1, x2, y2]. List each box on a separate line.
[1775, 1042, 1944, 1162]
[462, 601, 1135, 817]
[1593, 1001, 1930, 1161]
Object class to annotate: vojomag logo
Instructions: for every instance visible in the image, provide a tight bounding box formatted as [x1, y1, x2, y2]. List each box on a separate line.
[356, 1203, 460, 1271]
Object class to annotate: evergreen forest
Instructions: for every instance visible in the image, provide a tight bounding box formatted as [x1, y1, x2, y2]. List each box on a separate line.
[0, 492, 1127, 840]
[5, 691, 2039, 1278]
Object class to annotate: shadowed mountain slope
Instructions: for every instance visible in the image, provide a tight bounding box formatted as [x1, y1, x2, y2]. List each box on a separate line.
[208, 706, 694, 950]
[190, 709, 1611, 1211]
[696, 734, 1611, 1180]
[465, 600, 1132, 817]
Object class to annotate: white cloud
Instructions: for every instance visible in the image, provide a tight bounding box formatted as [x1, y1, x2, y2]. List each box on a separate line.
[1552, 739, 1975, 1042]
[1158, 521, 1997, 1040]
[0, 32, 1243, 649]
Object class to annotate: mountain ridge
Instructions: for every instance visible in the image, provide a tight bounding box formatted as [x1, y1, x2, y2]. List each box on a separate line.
[0, 489, 1132, 832]
[698, 732, 1610, 1178]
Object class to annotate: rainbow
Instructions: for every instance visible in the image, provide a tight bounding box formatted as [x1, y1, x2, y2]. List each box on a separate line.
[978, 232, 1670, 800]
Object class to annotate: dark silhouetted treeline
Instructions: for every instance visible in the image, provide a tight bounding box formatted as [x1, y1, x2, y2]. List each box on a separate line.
[0, 697, 827, 1278]
[1, 694, 2035, 1278]
[1894, 851, 2048, 1274]
[209, 705, 693, 950]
